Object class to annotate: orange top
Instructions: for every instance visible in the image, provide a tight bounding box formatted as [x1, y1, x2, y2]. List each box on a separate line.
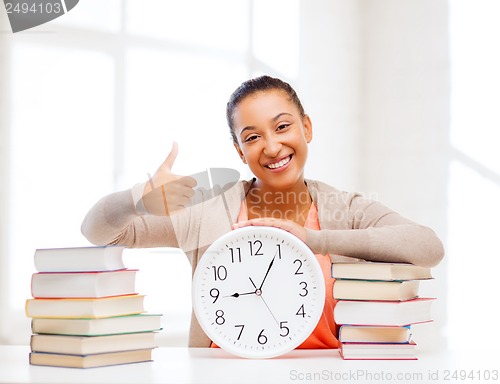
[211, 202, 339, 349]
[296, 202, 339, 349]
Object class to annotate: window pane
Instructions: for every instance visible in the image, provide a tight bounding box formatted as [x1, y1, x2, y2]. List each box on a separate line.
[9, 44, 115, 310]
[126, 0, 249, 54]
[252, 0, 300, 79]
[123, 47, 249, 187]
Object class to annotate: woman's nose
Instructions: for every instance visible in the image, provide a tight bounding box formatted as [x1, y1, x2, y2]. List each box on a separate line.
[263, 135, 282, 157]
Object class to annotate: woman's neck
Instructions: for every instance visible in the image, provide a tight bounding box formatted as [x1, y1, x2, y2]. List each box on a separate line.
[245, 178, 312, 225]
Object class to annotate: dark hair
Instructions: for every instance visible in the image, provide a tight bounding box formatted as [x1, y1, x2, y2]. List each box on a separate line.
[226, 75, 306, 144]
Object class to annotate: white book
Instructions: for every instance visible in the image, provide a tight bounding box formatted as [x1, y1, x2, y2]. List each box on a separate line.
[331, 262, 432, 281]
[333, 279, 420, 301]
[338, 325, 412, 343]
[29, 349, 154, 368]
[334, 298, 434, 326]
[26, 295, 145, 318]
[339, 341, 417, 360]
[31, 270, 137, 298]
[34, 246, 126, 272]
[30, 332, 158, 355]
[31, 314, 163, 336]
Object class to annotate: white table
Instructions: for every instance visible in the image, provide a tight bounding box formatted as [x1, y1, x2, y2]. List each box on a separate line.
[0, 346, 498, 384]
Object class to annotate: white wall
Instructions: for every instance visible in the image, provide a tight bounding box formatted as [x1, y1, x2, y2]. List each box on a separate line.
[299, 0, 449, 235]
[299, 0, 363, 191]
[361, 0, 450, 349]
[298, 0, 450, 349]
[362, 0, 449, 234]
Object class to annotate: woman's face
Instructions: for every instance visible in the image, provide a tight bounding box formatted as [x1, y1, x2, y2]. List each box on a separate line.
[232, 89, 312, 190]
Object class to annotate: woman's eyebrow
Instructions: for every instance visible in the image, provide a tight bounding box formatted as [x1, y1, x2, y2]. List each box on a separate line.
[239, 112, 294, 137]
[272, 112, 294, 121]
[240, 126, 255, 137]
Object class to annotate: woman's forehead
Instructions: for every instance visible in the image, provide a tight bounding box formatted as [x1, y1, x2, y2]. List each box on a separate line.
[234, 90, 297, 120]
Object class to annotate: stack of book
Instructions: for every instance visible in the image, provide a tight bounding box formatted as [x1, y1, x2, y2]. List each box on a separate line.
[26, 246, 162, 368]
[331, 262, 435, 360]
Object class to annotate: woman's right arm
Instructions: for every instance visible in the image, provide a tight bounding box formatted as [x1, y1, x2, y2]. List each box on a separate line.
[81, 142, 196, 248]
[81, 184, 178, 248]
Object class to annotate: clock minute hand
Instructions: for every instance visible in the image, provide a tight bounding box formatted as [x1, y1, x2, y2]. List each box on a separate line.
[258, 255, 276, 291]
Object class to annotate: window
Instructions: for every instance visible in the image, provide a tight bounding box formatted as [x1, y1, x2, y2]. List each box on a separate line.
[1, 0, 300, 345]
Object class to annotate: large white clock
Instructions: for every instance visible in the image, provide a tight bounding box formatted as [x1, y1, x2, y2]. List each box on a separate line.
[192, 226, 326, 358]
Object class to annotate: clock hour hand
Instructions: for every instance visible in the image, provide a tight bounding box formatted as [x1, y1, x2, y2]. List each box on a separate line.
[225, 291, 256, 298]
[224, 277, 261, 298]
[223, 278, 260, 298]
[249, 276, 257, 289]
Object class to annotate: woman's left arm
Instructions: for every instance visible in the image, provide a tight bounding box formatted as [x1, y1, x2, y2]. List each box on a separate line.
[233, 198, 444, 268]
[306, 197, 445, 267]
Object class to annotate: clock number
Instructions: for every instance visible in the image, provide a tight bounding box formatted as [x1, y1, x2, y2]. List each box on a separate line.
[299, 281, 308, 297]
[257, 329, 268, 345]
[215, 310, 225, 325]
[248, 240, 264, 256]
[229, 247, 241, 263]
[293, 259, 304, 275]
[209, 288, 220, 303]
[279, 321, 290, 337]
[212, 265, 227, 281]
[296, 304, 306, 318]
[276, 244, 282, 259]
[234, 324, 245, 340]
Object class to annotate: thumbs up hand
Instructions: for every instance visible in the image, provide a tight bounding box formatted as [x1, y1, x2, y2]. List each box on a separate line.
[141, 142, 197, 216]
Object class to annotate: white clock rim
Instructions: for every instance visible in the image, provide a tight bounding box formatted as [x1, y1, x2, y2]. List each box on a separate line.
[192, 226, 326, 359]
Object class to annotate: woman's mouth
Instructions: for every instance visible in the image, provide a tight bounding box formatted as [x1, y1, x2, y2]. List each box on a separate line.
[265, 155, 292, 170]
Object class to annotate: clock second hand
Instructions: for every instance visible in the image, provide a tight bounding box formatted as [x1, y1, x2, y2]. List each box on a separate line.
[249, 277, 279, 325]
[248, 277, 279, 325]
[258, 294, 279, 326]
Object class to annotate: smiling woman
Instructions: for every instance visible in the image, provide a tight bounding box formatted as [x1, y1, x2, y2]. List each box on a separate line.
[81, 75, 444, 350]
[228, 77, 313, 226]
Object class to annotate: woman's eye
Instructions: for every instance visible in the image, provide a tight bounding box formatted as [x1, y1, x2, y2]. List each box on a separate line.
[277, 123, 291, 131]
[244, 134, 259, 142]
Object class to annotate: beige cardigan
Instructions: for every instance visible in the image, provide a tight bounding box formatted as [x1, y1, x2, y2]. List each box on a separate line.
[81, 179, 444, 347]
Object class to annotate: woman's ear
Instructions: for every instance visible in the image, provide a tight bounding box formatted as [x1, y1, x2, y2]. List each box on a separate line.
[234, 143, 247, 164]
[303, 114, 313, 143]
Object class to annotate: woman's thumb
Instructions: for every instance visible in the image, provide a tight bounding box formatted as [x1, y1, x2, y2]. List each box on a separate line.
[162, 141, 179, 171]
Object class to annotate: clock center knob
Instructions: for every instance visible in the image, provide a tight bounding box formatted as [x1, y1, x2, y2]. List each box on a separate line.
[255, 289, 262, 296]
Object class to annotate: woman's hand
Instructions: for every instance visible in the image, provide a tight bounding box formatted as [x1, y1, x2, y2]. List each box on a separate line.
[141, 142, 197, 216]
[232, 217, 307, 243]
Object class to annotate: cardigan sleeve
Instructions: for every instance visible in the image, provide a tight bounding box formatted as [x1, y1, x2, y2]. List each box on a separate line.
[305, 192, 444, 268]
[80, 184, 180, 248]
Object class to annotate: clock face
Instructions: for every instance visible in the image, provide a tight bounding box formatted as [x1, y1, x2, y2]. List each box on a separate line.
[192, 226, 325, 358]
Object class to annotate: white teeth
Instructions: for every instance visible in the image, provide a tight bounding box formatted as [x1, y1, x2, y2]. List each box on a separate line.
[267, 156, 291, 169]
